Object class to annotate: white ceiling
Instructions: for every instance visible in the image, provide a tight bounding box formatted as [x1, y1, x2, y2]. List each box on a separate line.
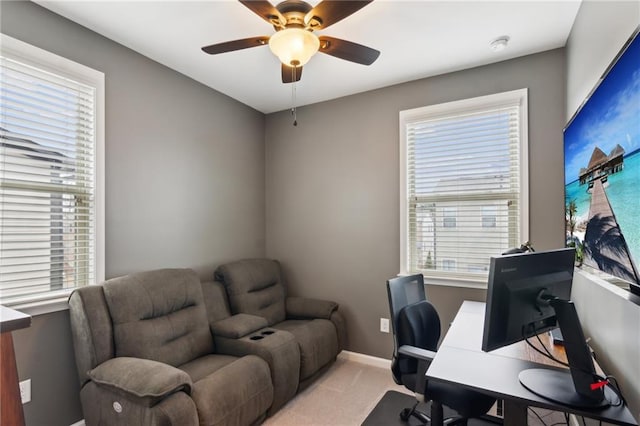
[34, 0, 582, 114]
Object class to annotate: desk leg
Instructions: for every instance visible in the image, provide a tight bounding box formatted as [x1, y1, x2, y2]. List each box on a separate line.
[503, 399, 527, 426]
[1, 331, 26, 426]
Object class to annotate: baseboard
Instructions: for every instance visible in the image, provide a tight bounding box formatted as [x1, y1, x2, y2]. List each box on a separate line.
[338, 350, 391, 369]
[70, 420, 85, 426]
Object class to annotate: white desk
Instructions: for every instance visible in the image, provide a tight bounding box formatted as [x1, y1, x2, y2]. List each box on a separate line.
[425, 301, 637, 426]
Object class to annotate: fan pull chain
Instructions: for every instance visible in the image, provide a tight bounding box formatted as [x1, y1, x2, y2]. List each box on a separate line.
[291, 66, 298, 127]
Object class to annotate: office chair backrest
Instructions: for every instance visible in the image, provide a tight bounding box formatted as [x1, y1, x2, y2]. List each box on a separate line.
[387, 274, 441, 386]
[397, 301, 441, 353]
[396, 300, 441, 390]
[386, 275, 497, 422]
[387, 274, 426, 334]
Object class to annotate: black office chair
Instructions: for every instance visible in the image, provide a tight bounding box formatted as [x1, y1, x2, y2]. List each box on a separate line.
[386, 274, 496, 425]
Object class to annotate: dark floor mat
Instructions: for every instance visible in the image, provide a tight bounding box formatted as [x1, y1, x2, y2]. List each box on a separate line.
[362, 390, 499, 426]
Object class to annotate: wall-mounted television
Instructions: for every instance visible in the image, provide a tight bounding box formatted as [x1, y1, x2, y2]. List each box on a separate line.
[564, 27, 640, 297]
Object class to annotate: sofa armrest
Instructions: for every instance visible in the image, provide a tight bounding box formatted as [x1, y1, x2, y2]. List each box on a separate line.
[88, 357, 192, 407]
[330, 310, 347, 351]
[211, 314, 269, 338]
[285, 297, 338, 320]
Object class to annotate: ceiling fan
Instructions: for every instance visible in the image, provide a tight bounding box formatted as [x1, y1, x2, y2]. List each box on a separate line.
[201, 0, 380, 84]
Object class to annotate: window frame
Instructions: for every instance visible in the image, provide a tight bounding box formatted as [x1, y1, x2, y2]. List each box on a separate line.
[0, 33, 105, 315]
[399, 89, 529, 288]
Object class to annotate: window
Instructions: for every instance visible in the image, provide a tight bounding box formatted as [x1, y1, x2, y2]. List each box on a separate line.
[443, 207, 457, 228]
[442, 259, 456, 271]
[0, 34, 104, 313]
[400, 89, 528, 284]
[482, 205, 498, 228]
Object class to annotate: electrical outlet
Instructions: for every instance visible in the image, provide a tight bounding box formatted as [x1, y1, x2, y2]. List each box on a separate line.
[380, 318, 390, 333]
[19, 379, 31, 404]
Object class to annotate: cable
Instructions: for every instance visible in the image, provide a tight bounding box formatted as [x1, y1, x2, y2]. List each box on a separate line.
[528, 407, 571, 426]
[528, 407, 550, 426]
[290, 66, 298, 126]
[524, 334, 569, 368]
[536, 332, 567, 366]
[523, 329, 626, 407]
[603, 375, 625, 407]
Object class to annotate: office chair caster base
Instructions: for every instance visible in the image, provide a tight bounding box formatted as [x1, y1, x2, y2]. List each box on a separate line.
[399, 401, 431, 424]
[400, 408, 412, 421]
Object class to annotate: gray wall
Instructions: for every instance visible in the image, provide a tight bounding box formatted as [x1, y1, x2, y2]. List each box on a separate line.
[265, 49, 566, 358]
[1, 2, 266, 425]
[6, 1, 637, 424]
[566, 1, 640, 420]
[572, 271, 640, 421]
[566, 0, 640, 119]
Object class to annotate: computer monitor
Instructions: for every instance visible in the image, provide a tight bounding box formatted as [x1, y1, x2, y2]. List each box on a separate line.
[482, 248, 612, 408]
[482, 248, 574, 352]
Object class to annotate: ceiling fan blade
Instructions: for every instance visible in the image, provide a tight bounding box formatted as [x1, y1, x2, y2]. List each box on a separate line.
[239, 0, 285, 27]
[282, 64, 302, 84]
[202, 36, 270, 54]
[305, 1, 373, 30]
[318, 36, 380, 65]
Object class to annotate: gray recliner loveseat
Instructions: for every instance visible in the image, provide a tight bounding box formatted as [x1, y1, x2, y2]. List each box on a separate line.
[69, 268, 274, 426]
[69, 260, 346, 425]
[210, 259, 346, 413]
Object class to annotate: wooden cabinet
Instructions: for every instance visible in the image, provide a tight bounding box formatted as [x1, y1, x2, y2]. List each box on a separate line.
[1, 306, 31, 426]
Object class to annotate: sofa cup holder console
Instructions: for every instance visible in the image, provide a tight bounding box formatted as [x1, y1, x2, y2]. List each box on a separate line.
[248, 329, 277, 341]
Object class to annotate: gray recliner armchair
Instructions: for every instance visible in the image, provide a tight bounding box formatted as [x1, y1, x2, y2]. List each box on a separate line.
[213, 259, 346, 393]
[68, 268, 274, 426]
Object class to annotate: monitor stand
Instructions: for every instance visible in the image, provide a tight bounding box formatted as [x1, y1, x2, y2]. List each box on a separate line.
[518, 299, 611, 409]
[519, 369, 613, 408]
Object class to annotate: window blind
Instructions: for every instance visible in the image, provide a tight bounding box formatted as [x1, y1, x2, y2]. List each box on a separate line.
[0, 53, 97, 303]
[401, 90, 527, 281]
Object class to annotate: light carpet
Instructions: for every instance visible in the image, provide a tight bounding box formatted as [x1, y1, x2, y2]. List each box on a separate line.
[263, 354, 569, 426]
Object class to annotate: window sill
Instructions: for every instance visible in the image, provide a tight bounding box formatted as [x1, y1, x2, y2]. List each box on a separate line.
[2, 289, 73, 316]
[424, 277, 488, 290]
[398, 272, 488, 290]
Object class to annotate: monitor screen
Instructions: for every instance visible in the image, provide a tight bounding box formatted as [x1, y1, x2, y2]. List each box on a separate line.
[482, 248, 575, 352]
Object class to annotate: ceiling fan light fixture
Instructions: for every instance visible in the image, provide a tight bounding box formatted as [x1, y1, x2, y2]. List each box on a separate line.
[269, 28, 320, 67]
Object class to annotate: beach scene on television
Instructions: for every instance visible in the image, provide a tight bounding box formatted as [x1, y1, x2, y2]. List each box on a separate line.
[564, 32, 640, 284]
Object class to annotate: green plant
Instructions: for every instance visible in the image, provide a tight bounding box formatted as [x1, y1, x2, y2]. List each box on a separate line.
[423, 251, 435, 269]
[567, 239, 584, 265]
[566, 199, 577, 237]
